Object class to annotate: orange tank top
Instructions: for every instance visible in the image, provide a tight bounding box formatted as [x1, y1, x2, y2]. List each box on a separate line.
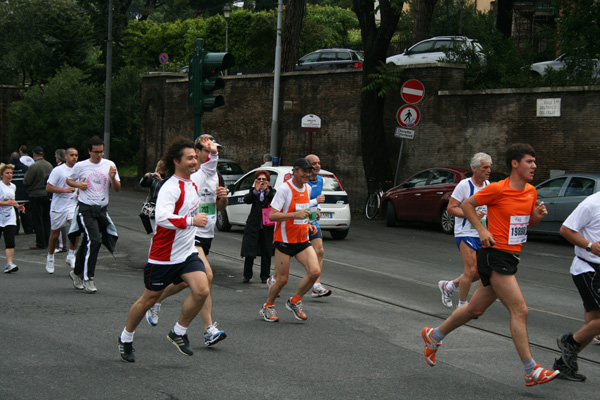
[273, 181, 310, 244]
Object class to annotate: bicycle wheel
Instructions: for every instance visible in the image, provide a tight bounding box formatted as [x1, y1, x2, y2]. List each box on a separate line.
[365, 192, 380, 220]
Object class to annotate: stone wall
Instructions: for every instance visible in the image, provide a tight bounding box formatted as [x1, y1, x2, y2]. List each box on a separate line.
[140, 66, 600, 209]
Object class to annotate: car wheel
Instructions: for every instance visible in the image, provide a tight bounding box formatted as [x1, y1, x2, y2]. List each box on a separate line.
[385, 202, 397, 227]
[330, 229, 349, 240]
[440, 204, 454, 234]
[216, 210, 232, 232]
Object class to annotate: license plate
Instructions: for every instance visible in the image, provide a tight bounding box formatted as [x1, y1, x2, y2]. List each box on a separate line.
[321, 212, 333, 218]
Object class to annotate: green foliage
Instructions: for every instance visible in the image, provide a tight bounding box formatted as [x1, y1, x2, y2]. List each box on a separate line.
[300, 5, 361, 55]
[8, 65, 142, 166]
[362, 63, 405, 97]
[0, 0, 96, 85]
[8, 66, 103, 152]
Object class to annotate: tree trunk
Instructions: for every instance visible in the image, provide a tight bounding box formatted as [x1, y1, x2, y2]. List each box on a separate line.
[496, 0, 514, 37]
[281, 0, 305, 72]
[412, 0, 438, 44]
[352, 0, 402, 184]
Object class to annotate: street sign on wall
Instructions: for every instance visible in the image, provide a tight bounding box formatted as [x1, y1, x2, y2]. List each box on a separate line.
[396, 105, 421, 128]
[401, 79, 425, 104]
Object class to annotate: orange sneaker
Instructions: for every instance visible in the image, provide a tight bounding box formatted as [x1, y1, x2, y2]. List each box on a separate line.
[422, 327, 441, 367]
[525, 364, 559, 386]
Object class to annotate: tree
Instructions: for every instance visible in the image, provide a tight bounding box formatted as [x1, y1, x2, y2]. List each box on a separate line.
[281, 0, 306, 72]
[352, 0, 403, 183]
[412, 0, 438, 43]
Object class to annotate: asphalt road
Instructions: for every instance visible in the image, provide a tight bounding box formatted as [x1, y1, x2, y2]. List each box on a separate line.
[1, 187, 599, 399]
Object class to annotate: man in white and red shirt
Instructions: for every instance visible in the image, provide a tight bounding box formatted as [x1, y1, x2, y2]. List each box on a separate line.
[118, 136, 218, 363]
[260, 158, 321, 323]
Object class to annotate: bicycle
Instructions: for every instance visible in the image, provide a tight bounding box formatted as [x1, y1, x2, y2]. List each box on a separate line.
[365, 178, 391, 219]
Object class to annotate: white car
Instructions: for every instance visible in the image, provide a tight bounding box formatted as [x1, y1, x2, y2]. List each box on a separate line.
[386, 36, 484, 67]
[530, 53, 600, 78]
[217, 166, 351, 239]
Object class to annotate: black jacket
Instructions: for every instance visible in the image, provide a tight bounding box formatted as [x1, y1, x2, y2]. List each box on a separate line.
[240, 186, 276, 257]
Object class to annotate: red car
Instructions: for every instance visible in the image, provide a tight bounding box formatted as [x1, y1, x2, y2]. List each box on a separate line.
[381, 167, 507, 233]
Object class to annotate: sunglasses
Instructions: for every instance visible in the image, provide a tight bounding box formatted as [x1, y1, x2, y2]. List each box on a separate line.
[256, 178, 268, 181]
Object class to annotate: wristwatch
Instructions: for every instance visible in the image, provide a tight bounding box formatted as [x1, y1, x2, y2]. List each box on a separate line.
[586, 242, 593, 252]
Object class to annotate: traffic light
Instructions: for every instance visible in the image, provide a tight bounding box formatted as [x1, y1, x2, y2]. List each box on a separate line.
[201, 52, 235, 112]
[187, 38, 235, 114]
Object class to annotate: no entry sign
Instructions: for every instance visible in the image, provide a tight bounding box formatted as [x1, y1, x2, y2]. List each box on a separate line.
[396, 104, 421, 128]
[401, 79, 425, 104]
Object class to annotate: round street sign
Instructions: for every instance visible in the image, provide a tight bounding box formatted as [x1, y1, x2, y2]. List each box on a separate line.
[401, 79, 425, 104]
[396, 105, 421, 128]
[159, 53, 169, 65]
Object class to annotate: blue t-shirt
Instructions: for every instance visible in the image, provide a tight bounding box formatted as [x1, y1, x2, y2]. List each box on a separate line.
[307, 175, 323, 229]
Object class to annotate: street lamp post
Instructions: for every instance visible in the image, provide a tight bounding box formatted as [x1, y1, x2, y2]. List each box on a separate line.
[223, 3, 232, 76]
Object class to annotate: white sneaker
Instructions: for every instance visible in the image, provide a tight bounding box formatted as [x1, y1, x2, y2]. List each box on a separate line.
[69, 270, 84, 290]
[83, 278, 97, 293]
[438, 280, 453, 308]
[4, 262, 18, 273]
[145, 304, 160, 326]
[46, 256, 55, 274]
[593, 335, 600, 345]
[65, 254, 75, 269]
[203, 322, 227, 346]
[311, 283, 332, 298]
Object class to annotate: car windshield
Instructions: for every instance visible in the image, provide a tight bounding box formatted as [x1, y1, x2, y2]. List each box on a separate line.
[218, 162, 243, 175]
[320, 174, 343, 191]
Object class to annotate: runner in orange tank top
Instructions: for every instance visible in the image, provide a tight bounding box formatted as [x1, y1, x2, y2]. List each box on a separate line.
[259, 158, 321, 322]
[421, 143, 559, 387]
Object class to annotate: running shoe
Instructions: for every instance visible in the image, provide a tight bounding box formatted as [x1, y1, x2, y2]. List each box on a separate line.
[118, 337, 135, 363]
[167, 331, 193, 356]
[4, 262, 18, 273]
[285, 298, 307, 320]
[438, 280, 453, 308]
[260, 304, 279, 322]
[557, 333, 580, 371]
[145, 304, 160, 326]
[65, 254, 75, 269]
[422, 327, 442, 367]
[593, 335, 600, 345]
[46, 257, 55, 274]
[83, 279, 97, 294]
[524, 364, 559, 386]
[204, 322, 227, 346]
[311, 283, 332, 298]
[553, 357, 586, 382]
[69, 270, 84, 290]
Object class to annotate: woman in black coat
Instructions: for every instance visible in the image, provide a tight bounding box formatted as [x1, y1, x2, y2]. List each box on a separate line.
[241, 170, 276, 283]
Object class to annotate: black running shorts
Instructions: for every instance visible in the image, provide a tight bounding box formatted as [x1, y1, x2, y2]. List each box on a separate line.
[144, 252, 206, 291]
[194, 236, 212, 256]
[274, 241, 311, 257]
[572, 271, 600, 312]
[477, 247, 520, 287]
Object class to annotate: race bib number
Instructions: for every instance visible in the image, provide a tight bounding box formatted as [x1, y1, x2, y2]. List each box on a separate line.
[199, 202, 216, 217]
[309, 206, 318, 222]
[294, 203, 310, 225]
[470, 205, 488, 229]
[508, 215, 530, 245]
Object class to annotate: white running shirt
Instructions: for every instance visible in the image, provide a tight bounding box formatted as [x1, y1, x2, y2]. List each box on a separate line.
[562, 191, 600, 275]
[451, 177, 489, 237]
[68, 158, 120, 207]
[0, 182, 17, 227]
[48, 163, 77, 213]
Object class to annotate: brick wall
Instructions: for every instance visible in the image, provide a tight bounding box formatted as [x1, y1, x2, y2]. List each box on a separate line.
[140, 66, 600, 209]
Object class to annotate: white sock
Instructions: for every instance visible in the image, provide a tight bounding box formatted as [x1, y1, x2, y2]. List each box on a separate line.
[154, 302, 161, 311]
[47, 253, 54, 260]
[313, 283, 320, 289]
[68, 249, 75, 256]
[458, 300, 468, 307]
[446, 281, 456, 292]
[120, 328, 134, 343]
[173, 322, 187, 336]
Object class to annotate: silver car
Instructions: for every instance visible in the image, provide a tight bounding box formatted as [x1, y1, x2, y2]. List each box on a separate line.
[386, 36, 484, 67]
[530, 53, 600, 78]
[529, 173, 600, 235]
[217, 159, 244, 187]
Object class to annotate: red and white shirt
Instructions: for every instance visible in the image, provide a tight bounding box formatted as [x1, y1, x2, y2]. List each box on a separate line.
[148, 153, 218, 264]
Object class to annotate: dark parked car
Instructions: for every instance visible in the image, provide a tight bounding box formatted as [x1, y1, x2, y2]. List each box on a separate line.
[295, 48, 363, 71]
[217, 159, 244, 187]
[529, 173, 600, 235]
[381, 167, 507, 234]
